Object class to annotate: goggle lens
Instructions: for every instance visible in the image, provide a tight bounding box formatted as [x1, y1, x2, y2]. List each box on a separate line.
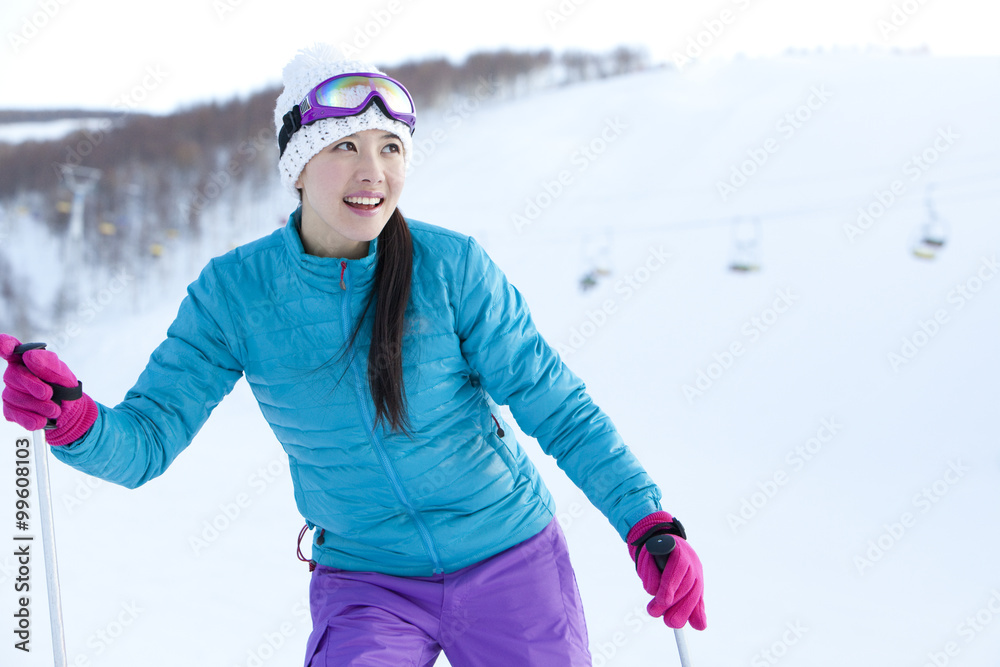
[314, 75, 414, 115]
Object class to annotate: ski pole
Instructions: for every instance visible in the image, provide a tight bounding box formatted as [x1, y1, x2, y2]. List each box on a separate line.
[646, 534, 693, 667]
[13, 342, 69, 667]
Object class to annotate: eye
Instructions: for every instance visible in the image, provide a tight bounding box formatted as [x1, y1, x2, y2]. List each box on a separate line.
[333, 141, 356, 152]
[382, 143, 401, 154]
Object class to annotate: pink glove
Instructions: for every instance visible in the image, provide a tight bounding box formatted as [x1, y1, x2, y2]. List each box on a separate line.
[628, 510, 707, 630]
[1, 334, 98, 446]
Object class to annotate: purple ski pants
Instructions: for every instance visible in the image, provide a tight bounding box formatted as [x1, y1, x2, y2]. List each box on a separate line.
[303, 519, 592, 666]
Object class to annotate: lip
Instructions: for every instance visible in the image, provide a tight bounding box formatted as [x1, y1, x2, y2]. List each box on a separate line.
[343, 192, 386, 218]
[343, 201, 383, 217]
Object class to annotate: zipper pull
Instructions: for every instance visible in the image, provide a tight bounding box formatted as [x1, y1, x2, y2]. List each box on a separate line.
[340, 261, 347, 291]
[491, 414, 505, 438]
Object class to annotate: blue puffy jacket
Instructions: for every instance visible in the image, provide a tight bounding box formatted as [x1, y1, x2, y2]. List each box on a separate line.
[53, 212, 661, 576]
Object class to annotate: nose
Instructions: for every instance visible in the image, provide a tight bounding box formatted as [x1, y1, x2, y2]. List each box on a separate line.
[356, 146, 384, 184]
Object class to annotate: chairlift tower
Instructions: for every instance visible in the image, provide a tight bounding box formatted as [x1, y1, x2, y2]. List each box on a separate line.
[54, 164, 102, 312]
[59, 164, 102, 242]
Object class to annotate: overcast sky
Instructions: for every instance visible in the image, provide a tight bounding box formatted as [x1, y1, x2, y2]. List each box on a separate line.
[0, 0, 997, 113]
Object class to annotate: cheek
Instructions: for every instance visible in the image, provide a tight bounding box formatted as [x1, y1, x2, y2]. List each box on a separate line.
[306, 168, 349, 203]
[305, 157, 348, 184]
[388, 167, 406, 195]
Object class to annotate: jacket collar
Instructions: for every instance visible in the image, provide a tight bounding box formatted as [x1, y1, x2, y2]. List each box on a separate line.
[282, 208, 378, 294]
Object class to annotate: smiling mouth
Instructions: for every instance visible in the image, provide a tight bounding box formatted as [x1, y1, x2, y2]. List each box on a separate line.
[344, 196, 384, 211]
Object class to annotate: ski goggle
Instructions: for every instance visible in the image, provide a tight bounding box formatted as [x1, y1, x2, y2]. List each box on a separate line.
[278, 72, 416, 157]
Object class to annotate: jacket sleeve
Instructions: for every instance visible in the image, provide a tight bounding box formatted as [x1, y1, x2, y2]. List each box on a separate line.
[51, 260, 244, 489]
[455, 237, 661, 540]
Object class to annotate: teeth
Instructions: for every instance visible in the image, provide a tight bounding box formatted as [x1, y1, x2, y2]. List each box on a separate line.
[345, 196, 382, 206]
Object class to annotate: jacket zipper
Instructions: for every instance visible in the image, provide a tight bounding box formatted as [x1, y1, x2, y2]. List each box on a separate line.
[340, 261, 445, 574]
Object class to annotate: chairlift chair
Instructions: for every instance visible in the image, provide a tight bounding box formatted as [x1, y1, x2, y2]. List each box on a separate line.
[912, 184, 948, 260]
[578, 229, 614, 291]
[728, 216, 762, 273]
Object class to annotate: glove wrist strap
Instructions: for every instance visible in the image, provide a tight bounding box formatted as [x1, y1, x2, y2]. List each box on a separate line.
[629, 518, 687, 568]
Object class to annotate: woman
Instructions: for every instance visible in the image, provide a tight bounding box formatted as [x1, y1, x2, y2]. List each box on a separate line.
[1, 45, 706, 666]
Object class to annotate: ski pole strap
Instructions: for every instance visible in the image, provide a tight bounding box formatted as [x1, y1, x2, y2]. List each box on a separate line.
[49, 382, 84, 404]
[42, 381, 84, 430]
[629, 518, 687, 569]
[12, 342, 84, 403]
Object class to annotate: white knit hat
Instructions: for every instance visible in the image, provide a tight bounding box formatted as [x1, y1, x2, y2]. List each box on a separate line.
[274, 44, 413, 196]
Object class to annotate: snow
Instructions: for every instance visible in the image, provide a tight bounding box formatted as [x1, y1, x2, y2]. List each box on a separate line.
[2, 53, 1000, 666]
[0, 118, 112, 145]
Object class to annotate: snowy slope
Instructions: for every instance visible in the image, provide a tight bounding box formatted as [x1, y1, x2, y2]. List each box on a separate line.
[0, 118, 112, 145]
[2, 53, 1000, 666]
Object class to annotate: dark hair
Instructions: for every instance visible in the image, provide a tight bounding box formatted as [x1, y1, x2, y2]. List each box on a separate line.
[358, 207, 413, 433]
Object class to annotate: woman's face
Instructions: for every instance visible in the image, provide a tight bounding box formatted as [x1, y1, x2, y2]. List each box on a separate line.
[295, 128, 405, 259]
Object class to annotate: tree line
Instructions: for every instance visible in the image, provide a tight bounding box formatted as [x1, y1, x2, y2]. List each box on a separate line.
[2, 47, 648, 260]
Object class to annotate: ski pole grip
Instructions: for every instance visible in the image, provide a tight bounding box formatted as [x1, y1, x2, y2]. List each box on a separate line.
[11, 342, 83, 430]
[645, 534, 677, 572]
[12, 342, 48, 355]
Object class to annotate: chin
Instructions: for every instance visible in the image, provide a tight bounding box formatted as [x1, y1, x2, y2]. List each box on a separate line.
[349, 220, 391, 243]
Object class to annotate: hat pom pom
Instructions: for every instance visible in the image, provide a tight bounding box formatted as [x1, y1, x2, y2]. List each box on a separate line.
[282, 43, 345, 82]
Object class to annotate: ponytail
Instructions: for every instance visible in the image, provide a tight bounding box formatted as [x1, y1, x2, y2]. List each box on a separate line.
[367, 208, 412, 433]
